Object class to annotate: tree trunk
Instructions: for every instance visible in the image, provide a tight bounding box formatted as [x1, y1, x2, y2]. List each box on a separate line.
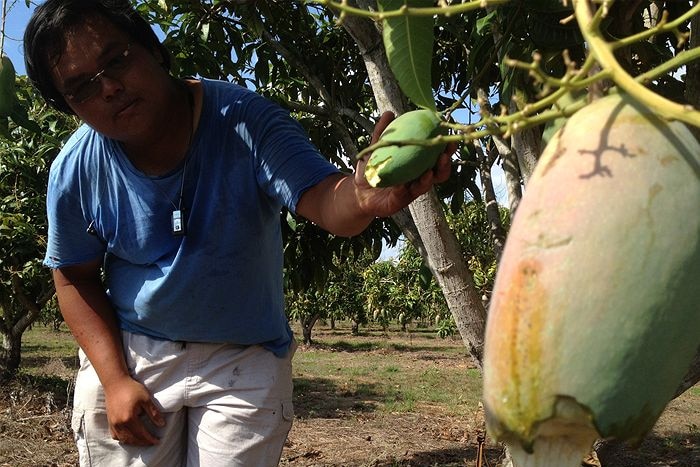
[301, 314, 320, 345]
[0, 276, 51, 379]
[509, 102, 542, 183]
[476, 88, 522, 214]
[476, 144, 507, 259]
[0, 331, 22, 380]
[351, 320, 360, 335]
[407, 192, 487, 363]
[341, 9, 488, 365]
[495, 137, 523, 215]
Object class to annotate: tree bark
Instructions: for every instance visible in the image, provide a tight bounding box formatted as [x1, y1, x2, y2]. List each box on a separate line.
[476, 145, 506, 260]
[0, 275, 50, 379]
[508, 102, 542, 183]
[495, 137, 523, 215]
[476, 89, 522, 214]
[0, 332, 22, 380]
[341, 7, 487, 365]
[408, 192, 487, 363]
[301, 313, 320, 345]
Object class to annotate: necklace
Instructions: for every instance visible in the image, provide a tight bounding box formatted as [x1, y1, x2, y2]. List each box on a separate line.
[149, 80, 194, 237]
[171, 81, 194, 237]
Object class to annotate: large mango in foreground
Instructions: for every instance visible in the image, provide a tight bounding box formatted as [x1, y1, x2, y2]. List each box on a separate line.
[365, 109, 446, 187]
[483, 93, 700, 467]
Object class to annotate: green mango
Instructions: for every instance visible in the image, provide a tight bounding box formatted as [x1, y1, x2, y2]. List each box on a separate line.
[365, 109, 446, 188]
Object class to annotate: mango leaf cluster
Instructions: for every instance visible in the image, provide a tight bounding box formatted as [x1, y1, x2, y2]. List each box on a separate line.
[0, 80, 78, 376]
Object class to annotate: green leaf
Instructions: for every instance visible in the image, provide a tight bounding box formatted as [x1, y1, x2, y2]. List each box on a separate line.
[9, 104, 41, 134]
[200, 23, 210, 42]
[0, 117, 10, 140]
[418, 262, 433, 290]
[379, 0, 436, 110]
[286, 212, 297, 232]
[475, 9, 497, 36]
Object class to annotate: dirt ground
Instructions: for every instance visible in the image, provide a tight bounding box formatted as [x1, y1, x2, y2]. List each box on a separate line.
[1, 349, 698, 466]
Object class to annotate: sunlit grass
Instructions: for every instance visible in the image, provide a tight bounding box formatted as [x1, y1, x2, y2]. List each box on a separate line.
[292, 322, 481, 418]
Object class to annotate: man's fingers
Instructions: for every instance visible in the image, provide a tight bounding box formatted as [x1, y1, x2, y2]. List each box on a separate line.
[110, 405, 163, 446]
[433, 153, 452, 183]
[129, 418, 160, 445]
[145, 400, 166, 428]
[114, 419, 160, 446]
[408, 169, 435, 198]
[371, 111, 395, 145]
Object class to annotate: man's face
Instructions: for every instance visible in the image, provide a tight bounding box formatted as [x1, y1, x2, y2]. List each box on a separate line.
[50, 16, 171, 141]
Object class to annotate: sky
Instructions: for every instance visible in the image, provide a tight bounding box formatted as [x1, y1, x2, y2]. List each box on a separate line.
[2, 1, 34, 75]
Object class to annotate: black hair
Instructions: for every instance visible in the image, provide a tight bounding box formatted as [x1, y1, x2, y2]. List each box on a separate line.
[23, 0, 170, 114]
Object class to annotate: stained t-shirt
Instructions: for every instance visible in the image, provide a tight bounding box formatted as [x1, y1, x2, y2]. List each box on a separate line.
[43, 78, 340, 356]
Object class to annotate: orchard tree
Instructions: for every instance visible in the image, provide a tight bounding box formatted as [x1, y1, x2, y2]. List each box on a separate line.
[0, 74, 79, 378]
[393, 245, 448, 330]
[445, 200, 510, 302]
[362, 259, 413, 331]
[323, 251, 374, 336]
[286, 249, 374, 344]
[361, 247, 447, 333]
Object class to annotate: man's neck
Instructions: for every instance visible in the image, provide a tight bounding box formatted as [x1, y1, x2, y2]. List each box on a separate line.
[122, 79, 197, 176]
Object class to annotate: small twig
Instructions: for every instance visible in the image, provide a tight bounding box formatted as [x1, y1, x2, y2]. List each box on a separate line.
[0, 0, 8, 55]
[17, 414, 57, 422]
[313, 0, 512, 20]
[574, 0, 700, 126]
[611, 3, 700, 50]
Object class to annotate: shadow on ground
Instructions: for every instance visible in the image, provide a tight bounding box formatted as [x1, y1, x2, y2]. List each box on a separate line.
[293, 376, 382, 418]
[371, 445, 504, 467]
[598, 432, 700, 467]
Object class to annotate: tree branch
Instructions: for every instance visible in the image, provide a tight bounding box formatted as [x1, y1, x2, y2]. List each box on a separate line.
[10, 274, 42, 337]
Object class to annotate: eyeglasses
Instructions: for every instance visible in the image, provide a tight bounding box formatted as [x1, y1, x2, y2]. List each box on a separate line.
[63, 43, 133, 103]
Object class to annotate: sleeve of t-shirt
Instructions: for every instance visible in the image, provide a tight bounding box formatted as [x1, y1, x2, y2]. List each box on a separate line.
[43, 155, 107, 269]
[242, 93, 341, 213]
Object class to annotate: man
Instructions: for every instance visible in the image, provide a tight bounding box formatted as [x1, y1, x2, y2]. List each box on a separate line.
[24, 0, 451, 465]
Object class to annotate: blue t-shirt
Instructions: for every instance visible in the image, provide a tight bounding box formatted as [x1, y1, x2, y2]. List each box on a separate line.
[44, 79, 340, 356]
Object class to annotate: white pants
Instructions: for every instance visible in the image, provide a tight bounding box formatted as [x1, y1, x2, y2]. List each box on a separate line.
[71, 331, 295, 467]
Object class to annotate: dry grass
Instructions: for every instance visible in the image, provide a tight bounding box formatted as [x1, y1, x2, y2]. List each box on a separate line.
[1, 323, 698, 467]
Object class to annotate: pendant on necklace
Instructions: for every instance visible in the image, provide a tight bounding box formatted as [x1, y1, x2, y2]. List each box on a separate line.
[171, 209, 186, 236]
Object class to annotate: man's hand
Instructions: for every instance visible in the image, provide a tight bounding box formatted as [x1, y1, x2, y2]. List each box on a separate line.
[104, 376, 165, 446]
[296, 110, 454, 237]
[353, 111, 454, 218]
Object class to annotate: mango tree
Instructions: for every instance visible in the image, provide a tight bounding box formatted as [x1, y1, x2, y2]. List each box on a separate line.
[296, 0, 700, 466]
[286, 248, 375, 344]
[0, 71, 78, 377]
[316, 1, 700, 465]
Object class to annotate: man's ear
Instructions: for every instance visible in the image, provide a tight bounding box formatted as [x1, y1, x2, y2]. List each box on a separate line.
[149, 45, 167, 68]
